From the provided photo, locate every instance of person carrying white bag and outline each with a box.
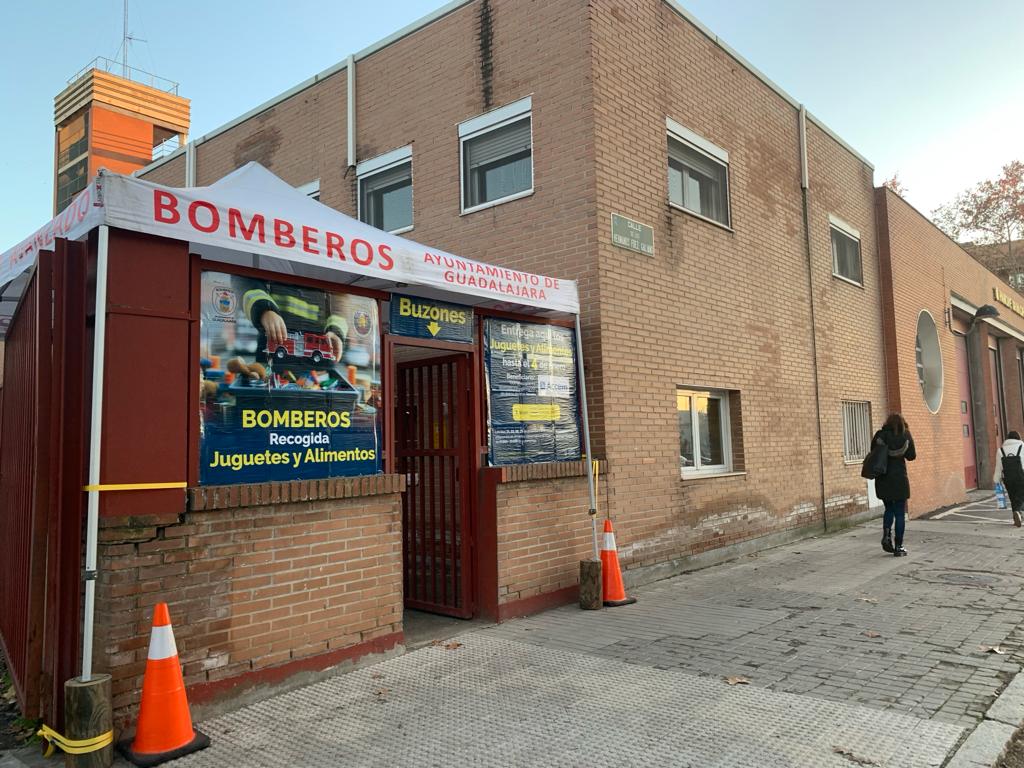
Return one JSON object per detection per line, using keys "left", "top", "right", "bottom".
{"left": 993, "top": 430, "right": 1024, "bottom": 528}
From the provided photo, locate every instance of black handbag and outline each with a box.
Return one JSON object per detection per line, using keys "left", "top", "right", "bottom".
{"left": 861, "top": 440, "right": 888, "bottom": 480}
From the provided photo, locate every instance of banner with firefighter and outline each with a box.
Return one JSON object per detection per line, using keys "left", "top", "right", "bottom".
{"left": 199, "top": 271, "right": 382, "bottom": 484}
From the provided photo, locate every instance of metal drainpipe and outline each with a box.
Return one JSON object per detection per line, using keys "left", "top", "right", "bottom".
{"left": 347, "top": 54, "right": 356, "bottom": 169}
{"left": 185, "top": 141, "right": 196, "bottom": 186}
{"left": 799, "top": 106, "right": 829, "bottom": 531}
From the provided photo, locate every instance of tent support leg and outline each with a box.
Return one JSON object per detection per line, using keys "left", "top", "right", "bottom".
{"left": 81, "top": 225, "right": 109, "bottom": 681}
{"left": 575, "top": 314, "right": 600, "bottom": 560}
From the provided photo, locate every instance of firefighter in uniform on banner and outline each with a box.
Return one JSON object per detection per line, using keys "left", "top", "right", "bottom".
{"left": 242, "top": 280, "right": 349, "bottom": 365}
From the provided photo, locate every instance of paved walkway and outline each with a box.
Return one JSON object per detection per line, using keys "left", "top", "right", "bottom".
{"left": 7, "top": 497, "right": 1024, "bottom": 767}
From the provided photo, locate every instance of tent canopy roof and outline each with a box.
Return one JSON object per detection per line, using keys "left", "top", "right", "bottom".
{"left": 0, "top": 163, "right": 579, "bottom": 337}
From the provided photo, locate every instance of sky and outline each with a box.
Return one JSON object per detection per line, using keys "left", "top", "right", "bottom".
{"left": 1, "top": 0, "right": 1022, "bottom": 249}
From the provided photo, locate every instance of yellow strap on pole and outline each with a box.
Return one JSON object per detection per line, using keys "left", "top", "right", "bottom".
{"left": 592, "top": 460, "right": 600, "bottom": 517}
{"left": 37, "top": 724, "right": 113, "bottom": 757}
{"left": 82, "top": 481, "right": 187, "bottom": 492}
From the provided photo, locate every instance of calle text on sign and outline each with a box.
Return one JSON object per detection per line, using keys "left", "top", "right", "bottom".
{"left": 611, "top": 213, "right": 655, "bottom": 257}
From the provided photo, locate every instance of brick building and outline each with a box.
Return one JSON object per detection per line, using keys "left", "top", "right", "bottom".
{"left": 6, "top": 0, "right": 1024, "bottom": 730}
{"left": 876, "top": 189, "right": 1024, "bottom": 513}
{"left": 963, "top": 239, "right": 1024, "bottom": 290}
{"left": 140, "top": 0, "right": 888, "bottom": 569}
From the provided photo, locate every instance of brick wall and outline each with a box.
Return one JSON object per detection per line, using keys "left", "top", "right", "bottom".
{"left": 588, "top": 0, "right": 885, "bottom": 571}
{"left": 142, "top": 152, "right": 185, "bottom": 186}
{"left": 964, "top": 240, "right": 1024, "bottom": 284}
{"left": 93, "top": 478, "right": 404, "bottom": 724}
{"left": 134, "top": 0, "right": 893, "bottom": 578}
{"left": 876, "top": 188, "right": 1024, "bottom": 514}
{"left": 493, "top": 461, "right": 608, "bottom": 614}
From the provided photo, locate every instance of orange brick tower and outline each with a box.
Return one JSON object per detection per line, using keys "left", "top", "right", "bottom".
{"left": 53, "top": 59, "right": 190, "bottom": 213}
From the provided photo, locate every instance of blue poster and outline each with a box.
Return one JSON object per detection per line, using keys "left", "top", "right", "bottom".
{"left": 484, "top": 318, "right": 581, "bottom": 465}
{"left": 199, "top": 272, "right": 382, "bottom": 484}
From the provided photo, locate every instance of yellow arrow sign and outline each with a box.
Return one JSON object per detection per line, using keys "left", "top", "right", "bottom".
{"left": 426, "top": 321, "right": 441, "bottom": 336}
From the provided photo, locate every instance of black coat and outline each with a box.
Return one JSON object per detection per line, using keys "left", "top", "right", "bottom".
{"left": 872, "top": 428, "right": 916, "bottom": 501}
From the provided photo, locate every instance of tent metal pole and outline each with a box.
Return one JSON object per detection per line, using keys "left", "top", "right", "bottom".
{"left": 81, "top": 225, "right": 110, "bottom": 681}
{"left": 574, "top": 314, "right": 599, "bottom": 560}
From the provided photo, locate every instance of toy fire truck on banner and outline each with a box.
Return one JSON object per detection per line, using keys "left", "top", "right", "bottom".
{"left": 265, "top": 331, "right": 337, "bottom": 365}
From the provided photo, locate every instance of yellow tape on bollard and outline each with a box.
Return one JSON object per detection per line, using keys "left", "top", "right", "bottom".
{"left": 37, "top": 724, "right": 113, "bottom": 757}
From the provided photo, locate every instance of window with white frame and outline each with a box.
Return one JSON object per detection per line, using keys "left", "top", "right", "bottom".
{"left": 842, "top": 400, "right": 872, "bottom": 462}
{"left": 678, "top": 388, "right": 732, "bottom": 475}
{"left": 296, "top": 180, "right": 320, "bottom": 201}
{"left": 667, "top": 118, "right": 730, "bottom": 227}
{"left": 357, "top": 147, "right": 413, "bottom": 233}
{"left": 459, "top": 96, "right": 533, "bottom": 212}
{"left": 830, "top": 215, "right": 862, "bottom": 284}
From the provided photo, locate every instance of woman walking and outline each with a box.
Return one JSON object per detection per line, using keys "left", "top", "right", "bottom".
{"left": 874, "top": 413, "right": 917, "bottom": 557}
{"left": 993, "top": 430, "right": 1024, "bottom": 527}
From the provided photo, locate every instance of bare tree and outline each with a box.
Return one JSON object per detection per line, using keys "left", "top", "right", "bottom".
{"left": 933, "top": 161, "right": 1024, "bottom": 257}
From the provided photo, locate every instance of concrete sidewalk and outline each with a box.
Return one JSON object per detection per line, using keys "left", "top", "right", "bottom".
{"left": 8, "top": 501, "right": 1024, "bottom": 767}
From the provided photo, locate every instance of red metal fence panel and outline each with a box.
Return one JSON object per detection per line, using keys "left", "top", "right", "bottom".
{"left": 0, "top": 264, "right": 41, "bottom": 714}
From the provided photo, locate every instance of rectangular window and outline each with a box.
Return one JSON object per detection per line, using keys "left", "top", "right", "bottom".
{"left": 359, "top": 162, "right": 412, "bottom": 233}
{"left": 842, "top": 400, "right": 872, "bottom": 462}
{"left": 667, "top": 120, "right": 730, "bottom": 227}
{"left": 56, "top": 156, "right": 88, "bottom": 213}
{"left": 459, "top": 97, "right": 533, "bottom": 213}
{"left": 296, "top": 179, "right": 320, "bottom": 201}
{"left": 678, "top": 388, "right": 733, "bottom": 475}
{"left": 830, "top": 216, "right": 862, "bottom": 284}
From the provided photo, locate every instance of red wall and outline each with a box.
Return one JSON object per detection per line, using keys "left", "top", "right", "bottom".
{"left": 99, "top": 230, "right": 193, "bottom": 517}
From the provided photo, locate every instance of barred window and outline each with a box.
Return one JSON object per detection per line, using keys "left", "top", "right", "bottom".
{"left": 842, "top": 400, "right": 872, "bottom": 462}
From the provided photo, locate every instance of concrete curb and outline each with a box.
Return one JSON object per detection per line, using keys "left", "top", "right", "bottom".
{"left": 945, "top": 673, "right": 1024, "bottom": 767}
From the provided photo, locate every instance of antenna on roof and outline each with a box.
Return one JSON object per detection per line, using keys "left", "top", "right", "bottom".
{"left": 120, "top": 0, "right": 147, "bottom": 78}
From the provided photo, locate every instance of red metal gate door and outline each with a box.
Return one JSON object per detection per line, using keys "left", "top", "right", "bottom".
{"left": 396, "top": 354, "right": 473, "bottom": 618}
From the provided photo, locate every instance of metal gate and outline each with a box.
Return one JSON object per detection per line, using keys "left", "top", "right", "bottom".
{"left": 396, "top": 354, "right": 473, "bottom": 618}
{"left": 0, "top": 262, "right": 43, "bottom": 714}
{"left": 0, "top": 241, "right": 86, "bottom": 724}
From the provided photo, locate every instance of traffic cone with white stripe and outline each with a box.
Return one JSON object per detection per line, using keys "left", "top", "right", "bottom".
{"left": 600, "top": 519, "right": 636, "bottom": 607}
{"left": 117, "top": 603, "right": 210, "bottom": 767}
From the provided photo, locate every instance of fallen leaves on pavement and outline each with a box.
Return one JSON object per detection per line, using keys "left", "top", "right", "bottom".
{"left": 832, "top": 746, "right": 879, "bottom": 766}
{"left": 724, "top": 676, "right": 749, "bottom": 685}
{"left": 980, "top": 645, "right": 1007, "bottom": 654}
{"left": 862, "top": 630, "right": 881, "bottom": 638}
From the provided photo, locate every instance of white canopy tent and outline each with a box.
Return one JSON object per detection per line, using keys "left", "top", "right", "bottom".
{"left": 0, "top": 163, "right": 598, "bottom": 681}
{"left": 0, "top": 162, "right": 580, "bottom": 336}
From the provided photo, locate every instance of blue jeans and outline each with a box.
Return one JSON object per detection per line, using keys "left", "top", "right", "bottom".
{"left": 883, "top": 499, "right": 906, "bottom": 542}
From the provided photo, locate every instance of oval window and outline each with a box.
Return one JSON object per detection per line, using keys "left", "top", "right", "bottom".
{"left": 915, "top": 310, "right": 943, "bottom": 413}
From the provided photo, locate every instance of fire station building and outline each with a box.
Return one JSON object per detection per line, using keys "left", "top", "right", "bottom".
{"left": 3, "top": 0, "right": 1024, "bottom": 729}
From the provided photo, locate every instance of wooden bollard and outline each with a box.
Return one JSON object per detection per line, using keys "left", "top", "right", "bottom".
{"left": 579, "top": 559, "right": 602, "bottom": 610}
{"left": 64, "top": 674, "right": 113, "bottom": 768}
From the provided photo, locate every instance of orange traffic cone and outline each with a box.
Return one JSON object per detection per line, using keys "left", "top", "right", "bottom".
{"left": 600, "top": 519, "right": 636, "bottom": 607}
{"left": 117, "top": 603, "right": 210, "bottom": 767}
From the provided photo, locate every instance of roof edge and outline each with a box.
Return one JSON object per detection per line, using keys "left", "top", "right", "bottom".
{"left": 662, "top": 0, "right": 873, "bottom": 170}
{"left": 136, "top": 0, "right": 475, "bottom": 179}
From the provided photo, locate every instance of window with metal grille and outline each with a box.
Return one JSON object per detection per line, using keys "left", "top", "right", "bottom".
{"left": 842, "top": 400, "right": 872, "bottom": 462}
